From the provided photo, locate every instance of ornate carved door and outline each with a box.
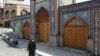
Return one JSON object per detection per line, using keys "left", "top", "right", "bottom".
{"left": 63, "top": 16, "right": 88, "bottom": 49}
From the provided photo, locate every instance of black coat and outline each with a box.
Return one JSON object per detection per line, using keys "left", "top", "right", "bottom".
{"left": 27, "top": 41, "right": 36, "bottom": 53}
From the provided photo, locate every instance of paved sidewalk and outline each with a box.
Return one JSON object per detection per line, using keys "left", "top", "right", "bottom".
{"left": 0, "top": 37, "right": 28, "bottom": 56}
{"left": 18, "top": 39, "right": 89, "bottom": 56}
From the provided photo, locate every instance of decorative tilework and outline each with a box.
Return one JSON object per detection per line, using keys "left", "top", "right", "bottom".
{"left": 60, "top": 1, "right": 100, "bottom": 13}
{"left": 15, "top": 20, "right": 22, "bottom": 32}
{"left": 63, "top": 11, "right": 89, "bottom": 26}
{"left": 50, "top": 17, "right": 55, "bottom": 33}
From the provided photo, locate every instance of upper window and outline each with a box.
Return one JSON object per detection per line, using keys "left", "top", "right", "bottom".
{"left": 76, "top": 0, "right": 90, "bottom": 3}
{"left": 59, "top": 0, "right": 90, "bottom": 6}
{"left": 36, "top": 0, "right": 45, "bottom": 3}
{"left": 11, "top": 10, "right": 16, "bottom": 17}
{"left": 5, "top": 11, "right": 9, "bottom": 19}
{"left": 20, "top": 9, "right": 28, "bottom": 15}
{"left": 60, "top": 0, "right": 73, "bottom": 6}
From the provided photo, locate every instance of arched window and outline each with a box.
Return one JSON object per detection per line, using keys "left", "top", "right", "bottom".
{"left": 5, "top": 10, "right": 9, "bottom": 19}
{"left": 20, "top": 9, "right": 28, "bottom": 15}
{"left": 11, "top": 10, "right": 16, "bottom": 17}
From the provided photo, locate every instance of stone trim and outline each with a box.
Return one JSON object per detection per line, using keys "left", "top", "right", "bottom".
{"left": 60, "top": 1, "right": 100, "bottom": 13}
{"left": 36, "top": 0, "right": 49, "bottom": 4}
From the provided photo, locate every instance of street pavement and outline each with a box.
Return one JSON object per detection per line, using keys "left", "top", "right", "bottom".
{"left": 0, "top": 27, "right": 90, "bottom": 56}
{"left": 0, "top": 37, "right": 89, "bottom": 56}
{"left": 0, "top": 37, "right": 28, "bottom": 56}
{"left": 18, "top": 39, "right": 89, "bottom": 56}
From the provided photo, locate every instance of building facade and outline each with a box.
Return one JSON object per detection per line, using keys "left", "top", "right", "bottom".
{"left": 0, "top": 8, "right": 4, "bottom": 26}
{"left": 60, "top": 1, "right": 100, "bottom": 55}
{"left": 10, "top": 15, "right": 30, "bottom": 39}
{"left": 0, "top": 0, "right": 25, "bottom": 8}
{"left": 29, "top": 0, "right": 100, "bottom": 56}
{"left": 4, "top": 4, "right": 30, "bottom": 27}
{"left": 5, "top": 0, "right": 24, "bottom": 5}
{"left": 30, "top": 0, "right": 60, "bottom": 48}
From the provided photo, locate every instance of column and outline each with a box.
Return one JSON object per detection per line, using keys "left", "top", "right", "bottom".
{"left": 49, "top": 0, "right": 59, "bottom": 48}
{"left": 30, "top": 0, "right": 36, "bottom": 40}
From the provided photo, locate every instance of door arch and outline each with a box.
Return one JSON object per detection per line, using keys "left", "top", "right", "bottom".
{"left": 23, "top": 22, "right": 30, "bottom": 40}
{"left": 37, "top": 7, "right": 49, "bottom": 43}
{"left": 63, "top": 16, "right": 88, "bottom": 49}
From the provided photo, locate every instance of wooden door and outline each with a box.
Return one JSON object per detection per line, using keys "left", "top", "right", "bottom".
{"left": 64, "top": 26, "right": 88, "bottom": 49}
{"left": 76, "top": 27, "right": 88, "bottom": 49}
{"left": 39, "top": 22, "right": 49, "bottom": 43}
{"left": 64, "top": 27, "right": 76, "bottom": 48}
{"left": 38, "top": 8, "right": 49, "bottom": 43}
{"left": 63, "top": 16, "right": 88, "bottom": 49}
{"left": 23, "top": 23, "right": 30, "bottom": 40}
